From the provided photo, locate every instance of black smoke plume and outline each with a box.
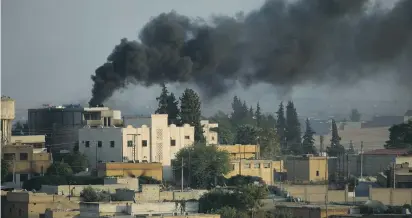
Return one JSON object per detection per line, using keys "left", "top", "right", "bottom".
{"left": 89, "top": 0, "right": 412, "bottom": 106}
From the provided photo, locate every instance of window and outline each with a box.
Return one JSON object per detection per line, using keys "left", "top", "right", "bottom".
{"left": 20, "top": 174, "right": 29, "bottom": 182}
{"left": 254, "top": 163, "right": 261, "bottom": 169}
{"left": 316, "top": 170, "right": 320, "bottom": 176}
{"left": 19, "top": 153, "right": 28, "bottom": 161}
{"left": 127, "top": 140, "right": 133, "bottom": 147}
{"left": 142, "top": 140, "right": 148, "bottom": 147}
{"left": 41, "top": 166, "right": 44, "bottom": 175}
{"left": 110, "top": 141, "right": 115, "bottom": 148}
{"left": 184, "top": 136, "right": 190, "bottom": 139}
{"left": 244, "top": 163, "right": 251, "bottom": 168}
{"left": 97, "top": 141, "right": 102, "bottom": 148}
{"left": 230, "top": 164, "right": 235, "bottom": 170}
{"left": 211, "top": 136, "right": 215, "bottom": 141}
{"left": 85, "top": 141, "right": 90, "bottom": 147}
{"left": 171, "top": 140, "right": 176, "bottom": 146}
{"left": 3, "top": 153, "right": 14, "bottom": 160}
{"left": 263, "top": 163, "right": 270, "bottom": 168}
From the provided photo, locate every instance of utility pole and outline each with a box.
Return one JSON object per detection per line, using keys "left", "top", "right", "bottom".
{"left": 325, "top": 152, "right": 329, "bottom": 218}
{"left": 181, "top": 156, "right": 184, "bottom": 192}
{"left": 188, "top": 149, "right": 191, "bottom": 188}
{"left": 320, "top": 135, "right": 324, "bottom": 155}
{"left": 360, "top": 141, "right": 364, "bottom": 178}
{"left": 393, "top": 161, "right": 396, "bottom": 189}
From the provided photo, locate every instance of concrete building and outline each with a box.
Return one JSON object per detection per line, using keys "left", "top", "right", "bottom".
{"left": 217, "top": 144, "right": 259, "bottom": 160}
{"left": 28, "top": 105, "right": 122, "bottom": 152}
{"left": 384, "top": 162, "right": 412, "bottom": 188}
{"left": 201, "top": 120, "right": 218, "bottom": 145}
{"left": 3, "top": 191, "right": 80, "bottom": 218}
{"left": 2, "top": 144, "right": 52, "bottom": 186}
{"left": 114, "top": 184, "right": 208, "bottom": 202}
{"left": 10, "top": 135, "right": 46, "bottom": 148}
{"left": 285, "top": 155, "right": 328, "bottom": 183}
{"left": 225, "top": 159, "right": 284, "bottom": 185}
{"left": 79, "top": 114, "right": 194, "bottom": 180}
{"left": 97, "top": 162, "right": 163, "bottom": 181}
{"left": 1, "top": 96, "right": 15, "bottom": 146}
{"left": 274, "top": 202, "right": 352, "bottom": 218}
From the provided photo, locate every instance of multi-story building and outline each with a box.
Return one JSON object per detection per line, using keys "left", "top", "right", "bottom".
{"left": 201, "top": 120, "right": 218, "bottom": 145}
{"left": 285, "top": 155, "right": 328, "bottom": 183}
{"left": 217, "top": 144, "right": 260, "bottom": 160}
{"left": 225, "top": 159, "right": 284, "bottom": 185}
{"left": 2, "top": 144, "right": 52, "bottom": 186}
{"left": 28, "top": 105, "right": 122, "bottom": 152}
{"left": 1, "top": 96, "right": 15, "bottom": 146}
{"left": 79, "top": 114, "right": 194, "bottom": 180}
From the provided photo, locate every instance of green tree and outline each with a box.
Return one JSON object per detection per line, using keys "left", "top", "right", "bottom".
{"left": 167, "top": 92, "right": 180, "bottom": 125}
{"left": 199, "top": 185, "right": 268, "bottom": 214}
{"left": 327, "top": 119, "right": 345, "bottom": 156}
{"left": 235, "top": 124, "right": 259, "bottom": 145}
{"left": 12, "top": 121, "right": 29, "bottom": 135}
{"left": 209, "top": 111, "right": 234, "bottom": 144}
{"left": 259, "top": 128, "right": 281, "bottom": 159}
{"left": 276, "top": 102, "right": 287, "bottom": 151}
{"left": 172, "top": 144, "right": 230, "bottom": 188}
{"left": 155, "top": 84, "right": 180, "bottom": 125}
{"left": 349, "top": 109, "right": 361, "bottom": 122}
{"left": 286, "top": 101, "right": 301, "bottom": 154}
{"left": 302, "top": 118, "right": 317, "bottom": 155}
{"left": 81, "top": 186, "right": 110, "bottom": 202}
{"left": 46, "top": 161, "right": 73, "bottom": 176}
{"left": 214, "top": 206, "right": 248, "bottom": 218}
{"left": 230, "top": 96, "right": 249, "bottom": 126}
{"left": 180, "top": 88, "right": 204, "bottom": 142}
{"left": 385, "top": 121, "right": 412, "bottom": 149}
{"left": 1, "top": 159, "right": 10, "bottom": 182}
{"left": 255, "top": 102, "right": 262, "bottom": 128}
{"left": 64, "top": 152, "right": 89, "bottom": 174}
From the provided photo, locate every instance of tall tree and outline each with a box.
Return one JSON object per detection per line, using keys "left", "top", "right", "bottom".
{"left": 235, "top": 124, "right": 260, "bottom": 145}
{"left": 155, "top": 84, "right": 169, "bottom": 114}
{"left": 349, "top": 109, "right": 361, "bottom": 122}
{"left": 173, "top": 144, "right": 231, "bottom": 188}
{"left": 166, "top": 93, "right": 180, "bottom": 125}
{"left": 180, "top": 89, "right": 204, "bottom": 142}
{"left": 1, "top": 159, "right": 10, "bottom": 182}
{"left": 385, "top": 121, "right": 412, "bottom": 149}
{"left": 255, "top": 102, "right": 262, "bottom": 128}
{"left": 12, "top": 121, "right": 29, "bottom": 135}
{"left": 302, "top": 118, "right": 317, "bottom": 155}
{"left": 259, "top": 128, "right": 281, "bottom": 159}
{"left": 286, "top": 101, "right": 302, "bottom": 154}
{"left": 276, "top": 102, "right": 287, "bottom": 150}
{"left": 327, "top": 119, "right": 345, "bottom": 156}
{"left": 155, "top": 84, "right": 179, "bottom": 125}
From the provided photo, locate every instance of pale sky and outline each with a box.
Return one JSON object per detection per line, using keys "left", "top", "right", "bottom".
{"left": 1, "top": 0, "right": 409, "bottom": 116}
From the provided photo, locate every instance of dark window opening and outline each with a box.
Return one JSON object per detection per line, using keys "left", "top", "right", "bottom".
{"left": 97, "top": 141, "right": 102, "bottom": 148}
{"left": 85, "top": 141, "right": 90, "bottom": 147}
{"left": 316, "top": 171, "right": 320, "bottom": 176}
{"left": 110, "top": 141, "right": 115, "bottom": 148}
{"left": 19, "top": 153, "right": 28, "bottom": 161}
{"left": 184, "top": 136, "right": 190, "bottom": 139}
{"left": 127, "top": 140, "right": 133, "bottom": 147}
{"left": 142, "top": 140, "right": 148, "bottom": 147}
{"left": 171, "top": 140, "right": 176, "bottom": 146}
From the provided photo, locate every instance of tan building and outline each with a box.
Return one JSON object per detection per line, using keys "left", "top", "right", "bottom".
{"left": 83, "top": 106, "right": 123, "bottom": 127}
{"left": 285, "top": 155, "right": 328, "bottom": 183}
{"left": 201, "top": 120, "right": 218, "bottom": 145}
{"left": 1, "top": 96, "right": 15, "bottom": 145}
{"left": 225, "top": 159, "right": 284, "bottom": 185}
{"left": 217, "top": 144, "right": 260, "bottom": 160}
{"left": 385, "top": 162, "right": 412, "bottom": 188}
{"left": 79, "top": 114, "right": 195, "bottom": 180}
{"left": 2, "top": 144, "right": 52, "bottom": 185}
{"left": 10, "top": 135, "right": 46, "bottom": 148}
{"left": 274, "top": 203, "right": 351, "bottom": 218}
{"left": 3, "top": 191, "right": 79, "bottom": 218}
{"left": 97, "top": 162, "right": 163, "bottom": 181}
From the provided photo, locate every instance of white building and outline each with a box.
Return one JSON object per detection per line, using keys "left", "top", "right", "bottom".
{"left": 79, "top": 114, "right": 194, "bottom": 180}
{"left": 201, "top": 120, "right": 218, "bottom": 145}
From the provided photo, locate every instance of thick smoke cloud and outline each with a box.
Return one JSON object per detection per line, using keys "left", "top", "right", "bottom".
{"left": 89, "top": 0, "right": 412, "bottom": 106}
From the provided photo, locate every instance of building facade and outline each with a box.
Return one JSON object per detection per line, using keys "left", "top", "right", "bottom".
{"left": 225, "top": 159, "right": 284, "bottom": 185}
{"left": 79, "top": 114, "right": 194, "bottom": 180}
{"left": 97, "top": 162, "right": 163, "bottom": 181}
{"left": 217, "top": 144, "right": 260, "bottom": 160}
{"left": 2, "top": 144, "right": 52, "bottom": 186}
{"left": 1, "top": 96, "right": 15, "bottom": 146}
{"left": 285, "top": 155, "right": 328, "bottom": 183}
{"left": 201, "top": 120, "right": 218, "bottom": 145}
